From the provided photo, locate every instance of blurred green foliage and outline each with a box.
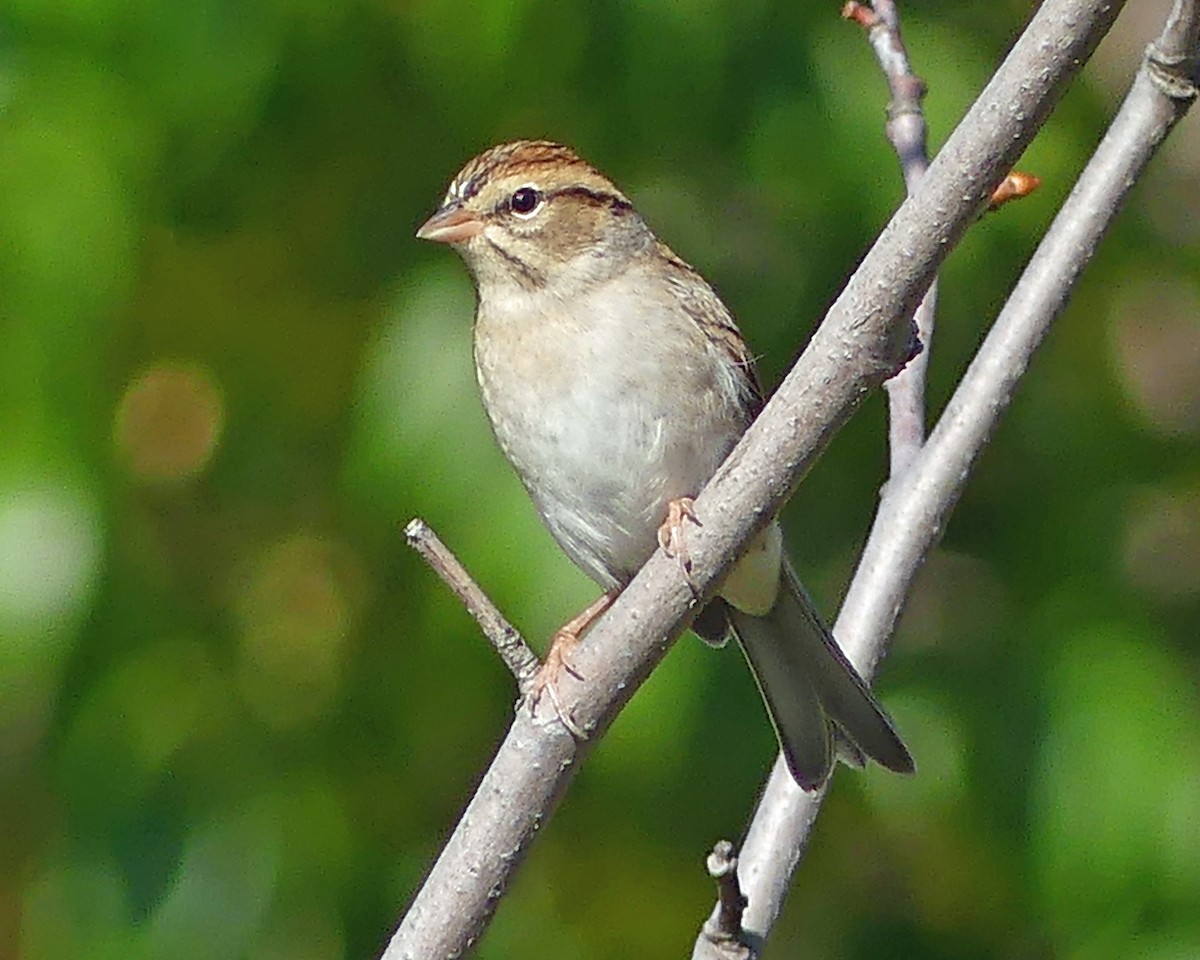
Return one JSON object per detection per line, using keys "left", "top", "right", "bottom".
{"left": 1, "top": 0, "right": 1198, "bottom": 957}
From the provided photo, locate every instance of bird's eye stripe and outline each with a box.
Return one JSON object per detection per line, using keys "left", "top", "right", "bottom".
{"left": 550, "top": 186, "right": 633, "bottom": 213}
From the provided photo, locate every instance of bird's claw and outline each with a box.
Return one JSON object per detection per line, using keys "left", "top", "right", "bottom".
{"left": 658, "top": 496, "right": 702, "bottom": 591}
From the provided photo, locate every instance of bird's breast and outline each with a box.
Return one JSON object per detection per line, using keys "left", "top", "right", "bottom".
{"left": 472, "top": 281, "right": 749, "bottom": 583}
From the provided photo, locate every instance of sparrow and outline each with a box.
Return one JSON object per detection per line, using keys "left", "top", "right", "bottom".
{"left": 417, "top": 140, "right": 913, "bottom": 789}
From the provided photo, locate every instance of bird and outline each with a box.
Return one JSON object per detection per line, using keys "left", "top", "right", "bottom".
{"left": 416, "top": 139, "right": 913, "bottom": 789}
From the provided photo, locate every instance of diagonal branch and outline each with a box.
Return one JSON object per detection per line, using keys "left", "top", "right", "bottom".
{"left": 382, "top": 2, "right": 1126, "bottom": 957}
{"left": 700, "top": 0, "right": 1200, "bottom": 955}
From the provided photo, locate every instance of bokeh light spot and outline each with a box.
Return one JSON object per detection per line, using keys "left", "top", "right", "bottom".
{"left": 235, "top": 534, "right": 363, "bottom": 731}
{"left": 114, "top": 361, "right": 224, "bottom": 483}
{"left": 1122, "top": 485, "right": 1200, "bottom": 602}
{"left": 0, "top": 481, "right": 102, "bottom": 640}
{"left": 141, "top": 805, "right": 281, "bottom": 960}
{"left": 1109, "top": 275, "right": 1200, "bottom": 436}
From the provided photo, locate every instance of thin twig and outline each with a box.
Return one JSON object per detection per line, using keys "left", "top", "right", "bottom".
{"left": 848, "top": 0, "right": 930, "bottom": 194}
{"left": 695, "top": 841, "right": 752, "bottom": 959}
{"left": 708, "top": 1, "right": 1198, "bottom": 953}
{"left": 844, "top": 0, "right": 937, "bottom": 476}
{"left": 404, "top": 518, "right": 541, "bottom": 691}
{"left": 384, "top": 3, "right": 1125, "bottom": 957}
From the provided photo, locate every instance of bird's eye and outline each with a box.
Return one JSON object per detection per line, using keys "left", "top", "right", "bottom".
{"left": 509, "top": 186, "right": 542, "bottom": 217}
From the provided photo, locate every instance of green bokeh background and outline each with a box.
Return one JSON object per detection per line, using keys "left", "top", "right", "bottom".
{"left": 2, "top": 1, "right": 1198, "bottom": 957}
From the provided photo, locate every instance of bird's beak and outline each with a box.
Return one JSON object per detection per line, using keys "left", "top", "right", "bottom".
{"left": 416, "top": 205, "right": 483, "bottom": 244}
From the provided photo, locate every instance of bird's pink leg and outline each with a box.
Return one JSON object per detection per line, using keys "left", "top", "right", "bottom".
{"left": 529, "top": 588, "right": 618, "bottom": 736}
{"left": 658, "top": 496, "right": 702, "bottom": 586}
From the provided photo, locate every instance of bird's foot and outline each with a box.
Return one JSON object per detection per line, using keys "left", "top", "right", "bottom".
{"left": 526, "top": 589, "right": 617, "bottom": 739}
{"left": 658, "top": 496, "right": 702, "bottom": 590}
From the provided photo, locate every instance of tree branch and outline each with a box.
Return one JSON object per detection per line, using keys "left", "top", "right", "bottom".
{"left": 699, "top": 0, "right": 1199, "bottom": 953}
{"left": 382, "top": 2, "right": 1126, "bottom": 956}
{"left": 844, "top": 0, "right": 938, "bottom": 476}
{"left": 697, "top": 841, "right": 752, "bottom": 958}
{"left": 1153, "top": 0, "right": 1200, "bottom": 86}
{"left": 403, "top": 518, "right": 541, "bottom": 691}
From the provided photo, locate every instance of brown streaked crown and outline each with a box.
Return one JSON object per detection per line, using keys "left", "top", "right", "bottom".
{"left": 440, "top": 140, "right": 631, "bottom": 208}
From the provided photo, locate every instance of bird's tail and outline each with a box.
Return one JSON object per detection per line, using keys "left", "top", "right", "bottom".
{"left": 725, "top": 560, "right": 914, "bottom": 790}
